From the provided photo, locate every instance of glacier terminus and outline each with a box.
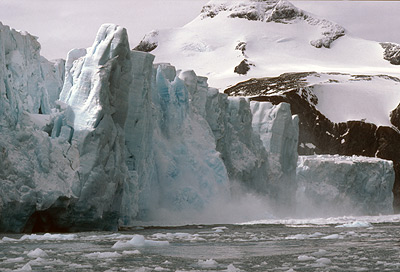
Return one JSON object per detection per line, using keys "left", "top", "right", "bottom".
{"left": 0, "top": 1, "right": 398, "bottom": 233}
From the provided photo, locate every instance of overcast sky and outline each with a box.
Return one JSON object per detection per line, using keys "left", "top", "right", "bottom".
{"left": 1, "top": 0, "right": 399, "bottom": 60}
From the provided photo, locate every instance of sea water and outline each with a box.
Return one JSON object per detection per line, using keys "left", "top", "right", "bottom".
{"left": 1, "top": 215, "right": 400, "bottom": 271}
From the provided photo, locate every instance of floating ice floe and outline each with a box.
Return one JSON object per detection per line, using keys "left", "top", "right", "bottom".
{"left": 2, "top": 257, "right": 25, "bottom": 263}
{"left": 212, "top": 226, "right": 228, "bottom": 233}
{"left": 312, "top": 249, "right": 328, "bottom": 257}
{"left": 84, "top": 252, "right": 122, "bottom": 259}
{"left": 316, "top": 257, "right": 332, "bottom": 265}
{"left": 298, "top": 255, "right": 316, "bottom": 261}
{"left": 226, "top": 264, "right": 242, "bottom": 272}
{"left": 335, "top": 221, "right": 372, "bottom": 228}
{"left": 197, "top": 259, "right": 218, "bottom": 268}
{"left": 27, "top": 248, "right": 48, "bottom": 258}
{"left": 112, "top": 235, "right": 169, "bottom": 249}
{"left": 122, "top": 250, "right": 141, "bottom": 255}
{"left": 20, "top": 233, "right": 77, "bottom": 241}
{"left": 285, "top": 232, "right": 324, "bottom": 240}
{"left": 151, "top": 232, "right": 205, "bottom": 242}
{"left": 321, "top": 234, "right": 342, "bottom": 239}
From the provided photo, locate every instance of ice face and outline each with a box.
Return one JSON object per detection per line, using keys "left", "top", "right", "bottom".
{"left": 56, "top": 24, "right": 132, "bottom": 230}
{"left": 0, "top": 22, "right": 50, "bottom": 129}
{"left": 0, "top": 23, "right": 78, "bottom": 232}
{"left": 132, "top": 63, "right": 231, "bottom": 221}
{"left": 0, "top": 23, "right": 133, "bottom": 232}
{"left": 40, "top": 57, "right": 65, "bottom": 108}
{"left": 121, "top": 51, "right": 157, "bottom": 225}
{"left": 250, "top": 101, "right": 299, "bottom": 210}
{"left": 296, "top": 155, "right": 395, "bottom": 216}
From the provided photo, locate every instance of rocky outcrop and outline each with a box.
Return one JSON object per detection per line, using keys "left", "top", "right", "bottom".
{"left": 133, "top": 31, "right": 158, "bottom": 53}
{"left": 234, "top": 59, "right": 253, "bottom": 75}
{"left": 381, "top": 42, "right": 400, "bottom": 65}
{"left": 225, "top": 72, "right": 400, "bottom": 212}
{"left": 201, "top": 0, "right": 305, "bottom": 22}
{"left": 199, "top": 0, "right": 344, "bottom": 49}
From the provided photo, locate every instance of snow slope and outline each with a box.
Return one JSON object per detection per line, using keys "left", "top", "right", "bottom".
{"left": 309, "top": 74, "right": 400, "bottom": 127}
{"left": 136, "top": 0, "right": 399, "bottom": 89}
{"left": 227, "top": 72, "right": 400, "bottom": 127}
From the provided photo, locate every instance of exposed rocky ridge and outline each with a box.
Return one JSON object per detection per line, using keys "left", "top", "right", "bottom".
{"left": 199, "top": 0, "right": 345, "bottom": 48}
{"left": 225, "top": 72, "right": 400, "bottom": 211}
{"left": 381, "top": 42, "right": 400, "bottom": 65}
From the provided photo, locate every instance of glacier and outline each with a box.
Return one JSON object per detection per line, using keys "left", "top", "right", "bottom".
{"left": 0, "top": 21, "right": 396, "bottom": 232}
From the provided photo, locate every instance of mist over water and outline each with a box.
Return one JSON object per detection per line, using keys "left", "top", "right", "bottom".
{"left": 133, "top": 176, "right": 378, "bottom": 227}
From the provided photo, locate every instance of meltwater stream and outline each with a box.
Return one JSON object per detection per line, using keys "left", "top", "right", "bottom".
{"left": 2, "top": 215, "right": 400, "bottom": 272}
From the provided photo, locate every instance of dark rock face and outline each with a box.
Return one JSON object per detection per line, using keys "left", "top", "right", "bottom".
{"left": 133, "top": 31, "right": 159, "bottom": 53}
{"left": 266, "top": 0, "right": 303, "bottom": 23}
{"left": 225, "top": 72, "right": 400, "bottom": 212}
{"left": 381, "top": 42, "right": 400, "bottom": 65}
{"left": 235, "top": 41, "right": 247, "bottom": 56}
{"left": 390, "top": 102, "right": 400, "bottom": 128}
{"left": 133, "top": 41, "right": 157, "bottom": 53}
{"left": 230, "top": 10, "right": 261, "bottom": 21}
{"left": 234, "top": 59, "right": 253, "bottom": 75}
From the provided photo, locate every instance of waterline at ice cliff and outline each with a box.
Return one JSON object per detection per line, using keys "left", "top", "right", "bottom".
{"left": 0, "top": 22, "right": 394, "bottom": 233}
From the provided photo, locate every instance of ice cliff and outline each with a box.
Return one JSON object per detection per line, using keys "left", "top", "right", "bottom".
{"left": 0, "top": 21, "right": 395, "bottom": 232}
{"left": 297, "top": 155, "right": 394, "bottom": 215}
{"left": 0, "top": 22, "right": 299, "bottom": 231}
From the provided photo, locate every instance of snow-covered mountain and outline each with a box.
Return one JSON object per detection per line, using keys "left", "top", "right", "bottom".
{"left": 135, "top": 0, "right": 400, "bottom": 89}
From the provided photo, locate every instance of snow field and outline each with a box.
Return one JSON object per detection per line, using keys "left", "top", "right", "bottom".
{"left": 307, "top": 73, "right": 400, "bottom": 126}
{"left": 145, "top": 0, "right": 400, "bottom": 89}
